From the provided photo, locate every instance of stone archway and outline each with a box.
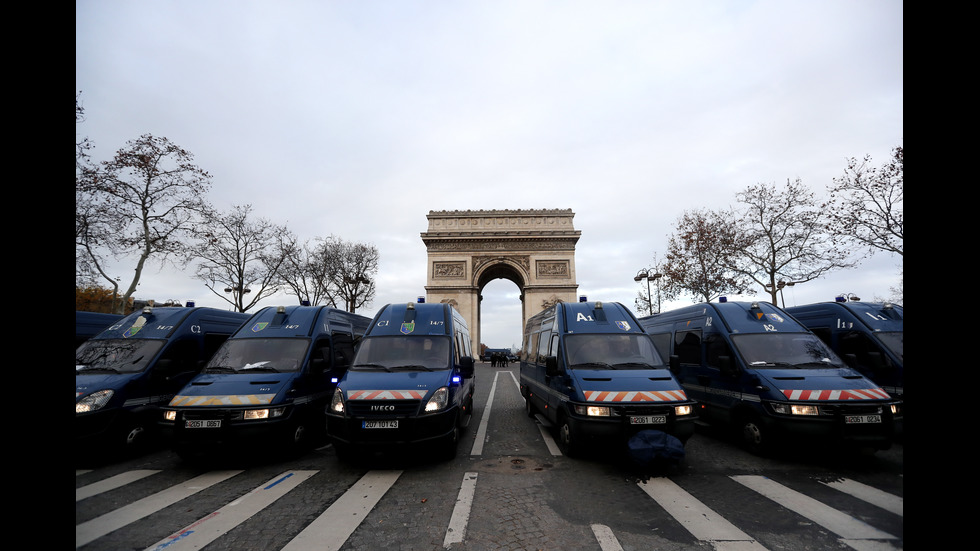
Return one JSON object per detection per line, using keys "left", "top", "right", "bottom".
{"left": 420, "top": 209, "right": 581, "bottom": 354}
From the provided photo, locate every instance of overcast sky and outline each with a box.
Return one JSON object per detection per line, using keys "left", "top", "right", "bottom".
{"left": 76, "top": 1, "right": 903, "bottom": 349}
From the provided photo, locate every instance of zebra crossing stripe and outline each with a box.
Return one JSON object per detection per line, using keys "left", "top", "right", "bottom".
{"left": 821, "top": 478, "right": 903, "bottom": 517}
{"left": 731, "top": 475, "right": 897, "bottom": 547}
{"left": 280, "top": 470, "right": 402, "bottom": 551}
{"left": 144, "top": 471, "right": 318, "bottom": 551}
{"left": 637, "top": 478, "right": 767, "bottom": 550}
{"left": 76, "top": 470, "right": 161, "bottom": 502}
{"left": 75, "top": 470, "right": 243, "bottom": 549}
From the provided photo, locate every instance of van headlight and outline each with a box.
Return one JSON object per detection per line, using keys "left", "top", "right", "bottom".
{"left": 244, "top": 407, "right": 285, "bottom": 420}
{"left": 674, "top": 405, "right": 693, "bottom": 416}
{"left": 425, "top": 387, "right": 449, "bottom": 412}
{"left": 329, "top": 388, "right": 346, "bottom": 414}
{"left": 76, "top": 390, "right": 113, "bottom": 413}
{"left": 573, "top": 404, "right": 610, "bottom": 416}
{"left": 772, "top": 403, "right": 820, "bottom": 416}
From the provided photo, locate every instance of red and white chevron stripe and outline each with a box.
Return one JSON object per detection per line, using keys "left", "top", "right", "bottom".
{"left": 347, "top": 390, "right": 427, "bottom": 400}
{"left": 781, "top": 388, "right": 891, "bottom": 401}
{"left": 584, "top": 389, "right": 688, "bottom": 402}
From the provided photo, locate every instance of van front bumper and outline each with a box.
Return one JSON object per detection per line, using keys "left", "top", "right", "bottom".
{"left": 566, "top": 402, "right": 698, "bottom": 443}
{"left": 326, "top": 407, "right": 458, "bottom": 449}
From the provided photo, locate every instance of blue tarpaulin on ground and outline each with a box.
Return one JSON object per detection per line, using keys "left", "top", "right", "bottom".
{"left": 627, "top": 430, "right": 685, "bottom": 466}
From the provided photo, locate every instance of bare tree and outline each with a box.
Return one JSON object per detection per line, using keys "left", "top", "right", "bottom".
{"left": 661, "top": 209, "right": 753, "bottom": 303}
{"left": 77, "top": 134, "right": 212, "bottom": 314}
{"left": 280, "top": 238, "right": 338, "bottom": 307}
{"left": 190, "top": 204, "right": 296, "bottom": 312}
{"left": 825, "top": 146, "right": 903, "bottom": 258}
{"left": 321, "top": 237, "right": 379, "bottom": 313}
{"left": 735, "top": 178, "right": 856, "bottom": 305}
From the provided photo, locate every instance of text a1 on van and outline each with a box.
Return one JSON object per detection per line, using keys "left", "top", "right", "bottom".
{"left": 520, "top": 301, "right": 697, "bottom": 457}
{"left": 639, "top": 299, "right": 902, "bottom": 454}
{"left": 75, "top": 305, "right": 250, "bottom": 454}
{"left": 785, "top": 300, "right": 903, "bottom": 400}
{"left": 162, "top": 305, "right": 370, "bottom": 459}
{"left": 326, "top": 301, "right": 476, "bottom": 461}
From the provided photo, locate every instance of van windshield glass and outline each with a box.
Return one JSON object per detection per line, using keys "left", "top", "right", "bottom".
{"left": 731, "top": 333, "right": 842, "bottom": 368}
{"left": 565, "top": 334, "right": 664, "bottom": 369}
{"left": 205, "top": 338, "right": 310, "bottom": 373}
{"left": 875, "top": 332, "right": 903, "bottom": 361}
{"left": 352, "top": 336, "right": 451, "bottom": 371}
{"left": 75, "top": 339, "right": 166, "bottom": 374}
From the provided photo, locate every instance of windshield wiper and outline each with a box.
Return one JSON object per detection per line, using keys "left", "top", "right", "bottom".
{"left": 571, "top": 362, "right": 614, "bottom": 369}
{"left": 77, "top": 365, "right": 120, "bottom": 373}
{"left": 352, "top": 363, "right": 392, "bottom": 372}
{"left": 242, "top": 365, "right": 280, "bottom": 372}
{"left": 613, "top": 362, "right": 658, "bottom": 369}
{"left": 392, "top": 364, "right": 434, "bottom": 371}
{"left": 205, "top": 366, "right": 237, "bottom": 373}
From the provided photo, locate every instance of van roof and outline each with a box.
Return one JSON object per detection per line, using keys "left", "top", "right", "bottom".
{"left": 234, "top": 305, "right": 371, "bottom": 338}
{"left": 92, "top": 307, "right": 197, "bottom": 339}
{"left": 367, "top": 302, "right": 462, "bottom": 336}
{"left": 557, "top": 301, "right": 643, "bottom": 333}
{"left": 642, "top": 301, "right": 810, "bottom": 334}
{"left": 787, "top": 301, "right": 903, "bottom": 332}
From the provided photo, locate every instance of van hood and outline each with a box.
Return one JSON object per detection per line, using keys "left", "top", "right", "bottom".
{"left": 168, "top": 373, "right": 291, "bottom": 407}
{"left": 339, "top": 370, "right": 452, "bottom": 400}
{"left": 754, "top": 367, "right": 892, "bottom": 400}
{"left": 76, "top": 372, "right": 140, "bottom": 400}
{"left": 571, "top": 368, "right": 689, "bottom": 403}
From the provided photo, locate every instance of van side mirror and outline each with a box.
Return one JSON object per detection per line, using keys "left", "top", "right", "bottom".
{"left": 459, "top": 356, "right": 475, "bottom": 378}
{"left": 545, "top": 356, "right": 559, "bottom": 377}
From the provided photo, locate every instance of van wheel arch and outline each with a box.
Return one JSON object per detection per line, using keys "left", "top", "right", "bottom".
{"left": 733, "top": 409, "right": 769, "bottom": 454}
{"left": 555, "top": 412, "right": 579, "bottom": 457}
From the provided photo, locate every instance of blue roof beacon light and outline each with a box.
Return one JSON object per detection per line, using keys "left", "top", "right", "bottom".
{"left": 579, "top": 295, "right": 588, "bottom": 302}
{"left": 719, "top": 296, "right": 728, "bottom": 303}
{"left": 417, "top": 296, "right": 425, "bottom": 303}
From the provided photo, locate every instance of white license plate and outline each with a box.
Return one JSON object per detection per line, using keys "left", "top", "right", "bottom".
{"left": 845, "top": 414, "right": 881, "bottom": 424}
{"left": 363, "top": 420, "right": 398, "bottom": 429}
{"left": 630, "top": 415, "right": 666, "bottom": 425}
{"left": 185, "top": 419, "right": 221, "bottom": 429}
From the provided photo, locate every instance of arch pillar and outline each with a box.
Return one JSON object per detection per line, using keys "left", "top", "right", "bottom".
{"left": 420, "top": 209, "right": 581, "bottom": 354}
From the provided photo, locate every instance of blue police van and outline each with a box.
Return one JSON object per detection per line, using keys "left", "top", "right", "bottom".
{"left": 162, "top": 305, "right": 370, "bottom": 459}
{"left": 785, "top": 300, "right": 903, "bottom": 399}
{"left": 75, "top": 305, "right": 249, "bottom": 453}
{"left": 639, "top": 299, "right": 902, "bottom": 453}
{"left": 326, "top": 301, "right": 476, "bottom": 460}
{"left": 520, "top": 301, "right": 697, "bottom": 457}
{"left": 76, "top": 311, "right": 124, "bottom": 348}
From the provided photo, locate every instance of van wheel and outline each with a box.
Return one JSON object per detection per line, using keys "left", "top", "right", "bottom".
{"left": 738, "top": 416, "right": 768, "bottom": 454}
{"left": 441, "top": 426, "right": 459, "bottom": 460}
{"left": 525, "top": 396, "right": 536, "bottom": 418}
{"left": 556, "top": 415, "right": 579, "bottom": 457}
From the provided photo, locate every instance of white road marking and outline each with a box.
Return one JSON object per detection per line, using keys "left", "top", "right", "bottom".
{"left": 443, "top": 472, "right": 478, "bottom": 548}
{"left": 76, "top": 470, "right": 161, "bottom": 502}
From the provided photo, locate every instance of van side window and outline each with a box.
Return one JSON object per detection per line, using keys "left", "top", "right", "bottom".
{"left": 158, "top": 339, "right": 198, "bottom": 376}
{"left": 674, "top": 330, "right": 702, "bottom": 365}
{"left": 839, "top": 331, "right": 893, "bottom": 369}
{"left": 203, "top": 333, "right": 232, "bottom": 359}
{"left": 704, "top": 333, "right": 733, "bottom": 369}
{"left": 536, "top": 330, "right": 552, "bottom": 362}
{"left": 648, "top": 333, "right": 671, "bottom": 358}
{"left": 331, "top": 332, "right": 355, "bottom": 368}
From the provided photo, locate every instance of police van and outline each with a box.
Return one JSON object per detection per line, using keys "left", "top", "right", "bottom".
{"left": 162, "top": 305, "right": 370, "bottom": 458}
{"left": 75, "top": 305, "right": 249, "bottom": 452}
{"left": 639, "top": 299, "right": 902, "bottom": 453}
{"left": 326, "top": 301, "right": 476, "bottom": 460}
{"left": 519, "top": 301, "right": 696, "bottom": 457}
{"left": 785, "top": 300, "right": 903, "bottom": 399}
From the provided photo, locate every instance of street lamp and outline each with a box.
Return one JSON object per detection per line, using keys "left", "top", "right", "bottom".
{"left": 634, "top": 270, "right": 664, "bottom": 315}
{"left": 764, "top": 280, "right": 797, "bottom": 308}
{"left": 224, "top": 285, "right": 251, "bottom": 312}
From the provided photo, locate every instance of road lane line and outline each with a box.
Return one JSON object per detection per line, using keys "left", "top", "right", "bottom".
{"left": 470, "top": 371, "right": 501, "bottom": 456}
{"left": 76, "top": 470, "right": 161, "bottom": 502}
{"left": 731, "top": 475, "right": 897, "bottom": 548}
{"left": 281, "top": 470, "right": 402, "bottom": 551}
{"left": 637, "top": 477, "right": 768, "bottom": 550}
{"left": 75, "top": 470, "right": 243, "bottom": 548}
{"left": 144, "top": 471, "right": 317, "bottom": 551}
{"left": 443, "top": 472, "right": 478, "bottom": 548}
{"left": 821, "top": 478, "right": 903, "bottom": 517}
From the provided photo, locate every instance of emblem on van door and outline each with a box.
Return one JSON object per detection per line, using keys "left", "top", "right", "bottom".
{"left": 615, "top": 321, "right": 631, "bottom": 331}
{"left": 400, "top": 322, "right": 415, "bottom": 334}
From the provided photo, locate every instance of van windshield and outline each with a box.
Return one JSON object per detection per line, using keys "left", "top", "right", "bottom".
{"left": 565, "top": 334, "right": 664, "bottom": 369}
{"left": 205, "top": 338, "right": 310, "bottom": 373}
{"left": 351, "top": 336, "right": 451, "bottom": 371}
{"left": 75, "top": 339, "right": 165, "bottom": 374}
{"left": 731, "top": 333, "right": 843, "bottom": 368}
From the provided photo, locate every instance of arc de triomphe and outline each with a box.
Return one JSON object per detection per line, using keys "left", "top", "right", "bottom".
{"left": 420, "top": 209, "right": 581, "bottom": 352}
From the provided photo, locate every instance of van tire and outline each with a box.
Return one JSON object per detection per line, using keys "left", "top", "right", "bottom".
{"left": 555, "top": 415, "right": 579, "bottom": 457}
{"left": 737, "top": 415, "right": 769, "bottom": 454}
{"left": 525, "top": 396, "right": 536, "bottom": 418}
